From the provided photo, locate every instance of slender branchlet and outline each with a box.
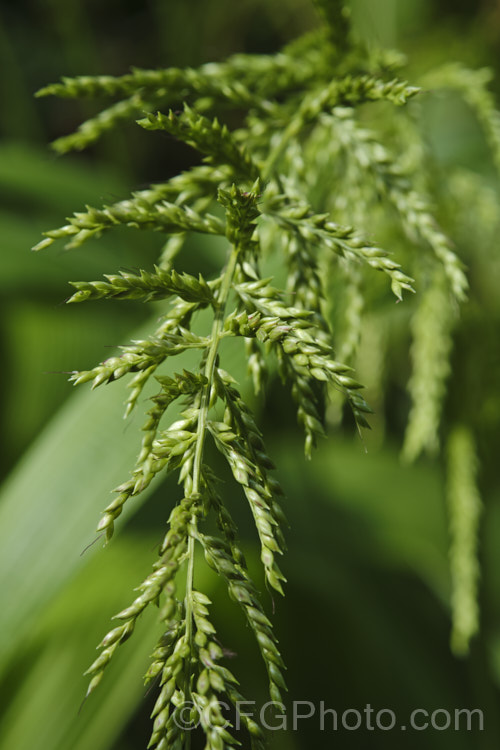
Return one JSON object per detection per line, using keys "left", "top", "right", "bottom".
{"left": 402, "top": 272, "right": 456, "bottom": 463}
{"left": 313, "top": 0, "right": 352, "bottom": 52}
{"left": 446, "top": 427, "right": 482, "bottom": 656}
{"left": 321, "top": 110, "right": 468, "bottom": 301}
{"left": 421, "top": 63, "right": 500, "bottom": 177}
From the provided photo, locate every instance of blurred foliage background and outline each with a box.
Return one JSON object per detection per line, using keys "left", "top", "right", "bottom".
{"left": 1, "top": 0, "right": 500, "bottom": 748}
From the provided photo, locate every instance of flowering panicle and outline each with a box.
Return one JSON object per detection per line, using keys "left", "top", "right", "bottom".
{"left": 35, "top": 0, "right": 500, "bottom": 743}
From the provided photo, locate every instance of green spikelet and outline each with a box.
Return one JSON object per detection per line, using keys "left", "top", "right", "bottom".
{"left": 446, "top": 426, "right": 482, "bottom": 656}
{"left": 402, "top": 273, "right": 456, "bottom": 462}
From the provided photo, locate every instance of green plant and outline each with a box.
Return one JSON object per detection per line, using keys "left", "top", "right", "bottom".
{"left": 32, "top": 0, "right": 499, "bottom": 747}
